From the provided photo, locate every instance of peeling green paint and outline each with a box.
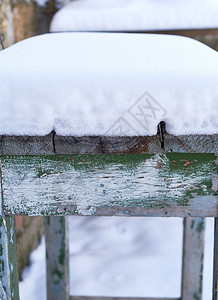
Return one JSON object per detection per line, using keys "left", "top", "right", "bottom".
{"left": 52, "top": 266, "right": 63, "bottom": 280}
{"left": 1, "top": 153, "right": 217, "bottom": 216}
{"left": 199, "top": 253, "right": 204, "bottom": 295}
{"left": 58, "top": 242, "right": 65, "bottom": 266}
{"left": 193, "top": 292, "right": 200, "bottom": 300}
{"left": 0, "top": 259, "right": 4, "bottom": 272}
{"left": 197, "top": 220, "right": 205, "bottom": 235}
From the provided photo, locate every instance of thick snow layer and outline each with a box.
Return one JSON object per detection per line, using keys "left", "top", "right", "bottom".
{"left": 0, "top": 32, "right": 218, "bottom": 136}
{"left": 19, "top": 217, "right": 214, "bottom": 300}
{"left": 50, "top": 0, "right": 218, "bottom": 32}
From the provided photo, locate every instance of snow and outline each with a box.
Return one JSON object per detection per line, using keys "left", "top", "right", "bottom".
{"left": 19, "top": 217, "right": 214, "bottom": 300}
{"left": 34, "top": 0, "right": 67, "bottom": 9}
{"left": 0, "top": 32, "right": 218, "bottom": 136}
{"left": 34, "top": 0, "right": 48, "bottom": 7}
{"left": 50, "top": 0, "right": 218, "bottom": 32}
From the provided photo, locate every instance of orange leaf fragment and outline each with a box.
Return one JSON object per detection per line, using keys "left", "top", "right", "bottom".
{"left": 183, "top": 160, "right": 194, "bottom": 167}
{"left": 155, "top": 162, "right": 163, "bottom": 169}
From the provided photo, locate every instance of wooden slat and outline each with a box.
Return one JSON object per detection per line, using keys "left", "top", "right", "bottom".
{"left": 70, "top": 297, "right": 180, "bottom": 300}
{"left": 1, "top": 153, "right": 217, "bottom": 217}
{"left": 0, "top": 216, "right": 20, "bottom": 300}
{"left": 0, "top": 133, "right": 54, "bottom": 155}
{"left": 213, "top": 218, "right": 218, "bottom": 300}
{"left": 0, "top": 134, "right": 217, "bottom": 155}
{"left": 45, "top": 216, "right": 69, "bottom": 300}
{"left": 181, "top": 218, "right": 205, "bottom": 300}
{"left": 0, "top": 280, "right": 7, "bottom": 300}
{"left": 54, "top": 134, "right": 218, "bottom": 154}
{"left": 0, "top": 160, "right": 19, "bottom": 299}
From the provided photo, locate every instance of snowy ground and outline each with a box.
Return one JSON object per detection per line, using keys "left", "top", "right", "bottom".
{"left": 19, "top": 217, "right": 214, "bottom": 299}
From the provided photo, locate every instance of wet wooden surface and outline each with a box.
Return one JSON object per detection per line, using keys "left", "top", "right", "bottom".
{"left": 1, "top": 153, "right": 217, "bottom": 217}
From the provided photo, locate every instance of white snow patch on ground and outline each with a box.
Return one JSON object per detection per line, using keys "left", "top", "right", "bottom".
{"left": 19, "top": 217, "right": 214, "bottom": 300}
{"left": 0, "top": 33, "right": 218, "bottom": 136}
{"left": 19, "top": 236, "right": 46, "bottom": 300}
{"left": 50, "top": 0, "right": 218, "bottom": 32}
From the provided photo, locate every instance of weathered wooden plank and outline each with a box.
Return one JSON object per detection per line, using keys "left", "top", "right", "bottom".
{"left": 69, "top": 297, "right": 180, "bottom": 300}
{"left": 1, "top": 153, "right": 217, "bottom": 217}
{"left": 54, "top": 134, "right": 218, "bottom": 154}
{"left": 0, "top": 133, "right": 54, "bottom": 155}
{"left": 54, "top": 135, "right": 161, "bottom": 154}
{"left": 213, "top": 217, "right": 218, "bottom": 300}
{"left": 181, "top": 218, "right": 205, "bottom": 300}
{"left": 0, "top": 134, "right": 217, "bottom": 155}
{"left": 45, "top": 216, "right": 69, "bottom": 300}
{"left": 0, "top": 216, "right": 19, "bottom": 300}
{"left": 164, "top": 135, "right": 218, "bottom": 154}
{"left": 0, "top": 280, "right": 7, "bottom": 300}
{"left": 0, "top": 159, "right": 19, "bottom": 299}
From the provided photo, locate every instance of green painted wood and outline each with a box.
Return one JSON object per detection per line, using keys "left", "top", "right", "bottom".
{"left": 1, "top": 153, "right": 217, "bottom": 217}
{"left": 0, "top": 280, "right": 7, "bottom": 300}
{"left": 5, "top": 216, "right": 19, "bottom": 300}
{"left": 45, "top": 216, "right": 69, "bottom": 300}
{"left": 0, "top": 216, "right": 19, "bottom": 300}
{"left": 0, "top": 159, "right": 19, "bottom": 299}
{"left": 213, "top": 218, "right": 218, "bottom": 300}
{"left": 181, "top": 218, "right": 205, "bottom": 300}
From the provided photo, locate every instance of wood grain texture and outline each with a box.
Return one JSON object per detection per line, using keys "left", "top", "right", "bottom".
{"left": 1, "top": 153, "right": 217, "bottom": 217}
{"left": 54, "top": 135, "right": 160, "bottom": 154}
{"left": 0, "top": 133, "right": 54, "bottom": 155}
{"left": 45, "top": 216, "right": 69, "bottom": 300}
{"left": 213, "top": 218, "right": 218, "bottom": 300}
{"left": 181, "top": 218, "right": 205, "bottom": 300}
{"left": 0, "top": 216, "right": 20, "bottom": 300}
{"left": 0, "top": 134, "right": 217, "bottom": 155}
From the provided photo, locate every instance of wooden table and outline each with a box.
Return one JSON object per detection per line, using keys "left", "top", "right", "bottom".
{"left": 0, "top": 133, "right": 217, "bottom": 300}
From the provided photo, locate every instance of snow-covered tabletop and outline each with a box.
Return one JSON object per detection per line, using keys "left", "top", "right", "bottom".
{"left": 0, "top": 32, "right": 218, "bottom": 136}
{"left": 50, "top": 0, "right": 218, "bottom": 33}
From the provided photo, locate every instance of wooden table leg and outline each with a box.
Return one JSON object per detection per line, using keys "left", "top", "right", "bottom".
{"left": 213, "top": 217, "right": 218, "bottom": 300}
{"left": 45, "top": 216, "right": 69, "bottom": 300}
{"left": 181, "top": 217, "right": 205, "bottom": 300}
{"left": 0, "top": 216, "right": 19, "bottom": 299}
